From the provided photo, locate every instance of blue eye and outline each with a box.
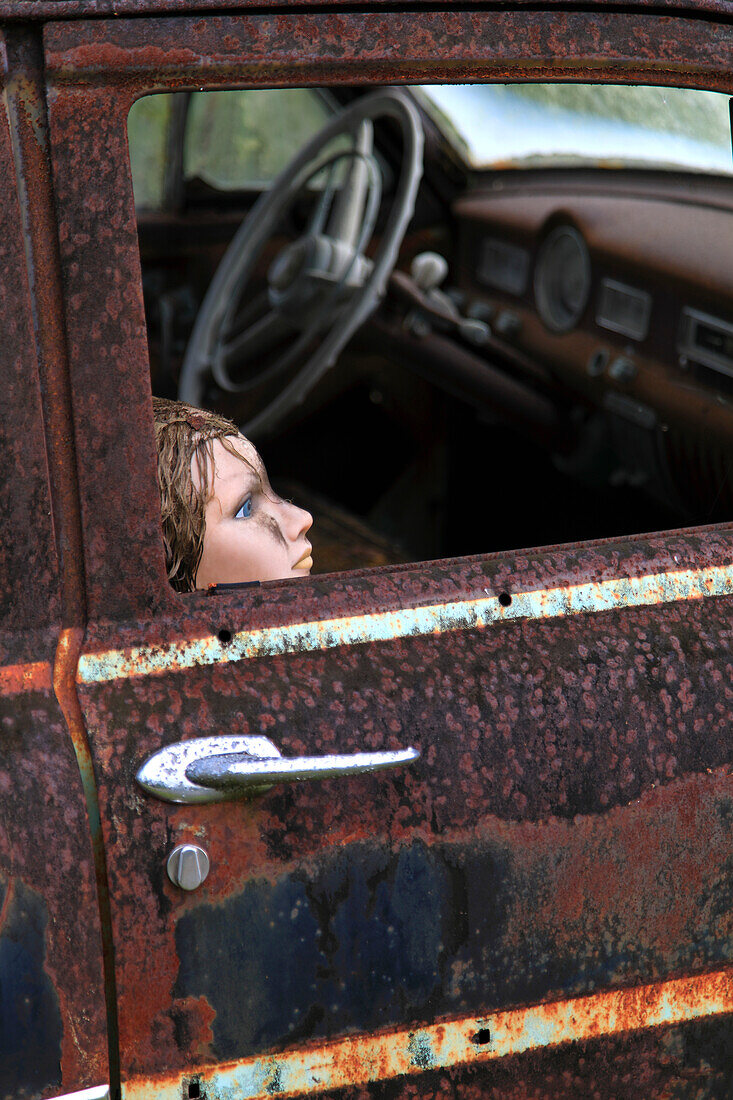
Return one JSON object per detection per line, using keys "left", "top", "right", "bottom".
{"left": 235, "top": 496, "right": 252, "bottom": 519}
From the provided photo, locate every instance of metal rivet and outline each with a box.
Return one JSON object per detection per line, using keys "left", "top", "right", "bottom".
{"left": 167, "top": 844, "right": 210, "bottom": 891}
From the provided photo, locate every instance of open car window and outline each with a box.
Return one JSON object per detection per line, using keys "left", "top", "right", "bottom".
{"left": 417, "top": 83, "right": 733, "bottom": 175}
{"left": 128, "top": 93, "right": 172, "bottom": 209}
{"left": 184, "top": 88, "right": 337, "bottom": 190}
{"left": 128, "top": 82, "right": 733, "bottom": 590}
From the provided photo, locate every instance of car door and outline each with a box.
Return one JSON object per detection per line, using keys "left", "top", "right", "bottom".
{"left": 44, "top": 8, "right": 733, "bottom": 1100}
{"left": 0, "top": 25, "right": 108, "bottom": 1100}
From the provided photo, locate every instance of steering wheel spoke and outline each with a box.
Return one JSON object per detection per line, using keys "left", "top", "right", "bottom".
{"left": 223, "top": 311, "right": 293, "bottom": 367}
{"left": 307, "top": 159, "right": 341, "bottom": 238}
{"left": 213, "top": 326, "right": 321, "bottom": 397}
{"left": 326, "top": 120, "right": 374, "bottom": 251}
{"left": 227, "top": 291, "right": 271, "bottom": 339}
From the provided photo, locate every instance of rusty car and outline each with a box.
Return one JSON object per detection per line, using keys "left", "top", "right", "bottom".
{"left": 1, "top": 1, "right": 733, "bottom": 1099}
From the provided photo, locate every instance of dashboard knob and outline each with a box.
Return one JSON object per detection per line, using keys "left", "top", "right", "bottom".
{"left": 411, "top": 251, "right": 449, "bottom": 292}
{"left": 609, "top": 355, "right": 638, "bottom": 383}
{"left": 494, "top": 310, "right": 521, "bottom": 340}
{"left": 587, "top": 348, "right": 610, "bottom": 376}
{"left": 458, "top": 317, "right": 491, "bottom": 346}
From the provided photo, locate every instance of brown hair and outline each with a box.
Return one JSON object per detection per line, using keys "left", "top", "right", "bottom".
{"left": 152, "top": 397, "right": 259, "bottom": 592}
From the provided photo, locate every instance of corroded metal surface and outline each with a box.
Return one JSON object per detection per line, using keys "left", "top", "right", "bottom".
{"left": 3, "top": 27, "right": 88, "bottom": 633}
{"left": 76, "top": 588, "right": 733, "bottom": 1088}
{"left": 41, "top": 6, "right": 733, "bottom": 1099}
{"left": 7, "top": 0, "right": 733, "bottom": 18}
{"left": 123, "top": 967, "right": 733, "bottom": 1100}
{"left": 45, "top": 12, "right": 733, "bottom": 89}
{"left": 0, "top": 27, "right": 108, "bottom": 1096}
{"left": 0, "top": 37, "right": 61, "bottom": 640}
{"left": 77, "top": 561, "right": 733, "bottom": 682}
{"left": 45, "top": 74, "right": 176, "bottom": 626}
{"left": 54, "top": 628, "right": 119, "bottom": 1094}
{"left": 0, "top": 658, "right": 53, "bottom": 694}
{"left": 43, "top": 8, "right": 733, "bottom": 628}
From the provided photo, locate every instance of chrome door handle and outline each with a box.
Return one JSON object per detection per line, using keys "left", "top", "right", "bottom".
{"left": 136, "top": 735, "right": 419, "bottom": 804}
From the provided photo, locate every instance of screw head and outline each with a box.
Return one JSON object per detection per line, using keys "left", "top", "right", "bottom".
{"left": 167, "top": 844, "right": 210, "bottom": 891}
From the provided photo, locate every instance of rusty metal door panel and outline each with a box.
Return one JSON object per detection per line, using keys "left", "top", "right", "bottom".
{"left": 73, "top": 559, "right": 733, "bottom": 1096}
{"left": 43, "top": 8, "right": 733, "bottom": 1098}
{"left": 0, "top": 26, "right": 108, "bottom": 1097}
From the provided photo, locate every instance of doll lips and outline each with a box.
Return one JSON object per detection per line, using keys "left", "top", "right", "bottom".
{"left": 293, "top": 548, "right": 313, "bottom": 570}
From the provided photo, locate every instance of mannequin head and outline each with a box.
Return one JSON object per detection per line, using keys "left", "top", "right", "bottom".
{"left": 153, "top": 397, "right": 313, "bottom": 591}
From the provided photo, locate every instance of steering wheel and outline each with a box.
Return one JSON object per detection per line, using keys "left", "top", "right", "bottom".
{"left": 178, "top": 89, "right": 424, "bottom": 438}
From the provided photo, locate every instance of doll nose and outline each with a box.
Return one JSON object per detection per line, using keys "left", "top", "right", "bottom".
{"left": 282, "top": 500, "right": 313, "bottom": 541}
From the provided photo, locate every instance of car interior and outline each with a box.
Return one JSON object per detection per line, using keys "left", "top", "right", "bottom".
{"left": 128, "top": 82, "right": 733, "bottom": 576}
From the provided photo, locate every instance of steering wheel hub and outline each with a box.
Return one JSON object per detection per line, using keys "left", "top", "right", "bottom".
{"left": 268, "top": 234, "right": 373, "bottom": 320}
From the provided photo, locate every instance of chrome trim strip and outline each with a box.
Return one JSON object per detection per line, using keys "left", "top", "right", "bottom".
{"left": 78, "top": 563, "right": 733, "bottom": 684}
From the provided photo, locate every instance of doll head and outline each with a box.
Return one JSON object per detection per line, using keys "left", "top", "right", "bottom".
{"left": 153, "top": 397, "right": 313, "bottom": 591}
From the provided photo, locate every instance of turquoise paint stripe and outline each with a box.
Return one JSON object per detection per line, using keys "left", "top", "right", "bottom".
{"left": 78, "top": 563, "right": 733, "bottom": 684}
{"left": 121, "top": 967, "right": 733, "bottom": 1100}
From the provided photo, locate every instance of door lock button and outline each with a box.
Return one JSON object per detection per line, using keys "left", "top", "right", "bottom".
{"left": 167, "top": 844, "right": 210, "bottom": 891}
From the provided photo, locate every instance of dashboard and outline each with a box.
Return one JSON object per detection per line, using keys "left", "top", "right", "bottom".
{"left": 453, "top": 171, "right": 733, "bottom": 517}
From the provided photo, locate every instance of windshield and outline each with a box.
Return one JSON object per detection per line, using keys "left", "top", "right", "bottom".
{"left": 417, "top": 83, "right": 733, "bottom": 176}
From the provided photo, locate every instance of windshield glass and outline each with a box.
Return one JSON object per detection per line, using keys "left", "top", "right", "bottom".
{"left": 417, "top": 84, "right": 733, "bottom": 176}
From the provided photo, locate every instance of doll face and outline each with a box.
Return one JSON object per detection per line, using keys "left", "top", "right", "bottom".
{"left": 194, "top": 435, "right": 313, "bottom": 588}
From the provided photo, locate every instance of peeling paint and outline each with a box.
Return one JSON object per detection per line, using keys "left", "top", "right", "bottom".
{"left": 407, "top": 1031, "right": 436, "bottom": 1069}
{"left": 78, "top": 563, "right": 733, "bottom": 683}
{"left": 122, "top": 967, "right": 733, "bottom": 1100}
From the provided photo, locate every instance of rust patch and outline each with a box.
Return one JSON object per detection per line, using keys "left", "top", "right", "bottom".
{"left": 54, "top": 628, "right": 119, "bottom": 1091}
{"left": 0, "top": 26, "right": 107, "bottom": 1093}
{"left": 4, "top": 0, "right": 733, "bottom": 19}
{"left": 0, "top": 659, "right": 52, "bottom": 695}
{"left": 122, "top": 967, "right": 733, "bottom": 1100}
{"left": 77, "top": 563, "right": 733, "bottom": 683}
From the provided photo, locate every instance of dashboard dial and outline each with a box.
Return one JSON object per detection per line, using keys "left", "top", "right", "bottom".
{"left": 534, "top": 226, "right": 591, "bottom": 333}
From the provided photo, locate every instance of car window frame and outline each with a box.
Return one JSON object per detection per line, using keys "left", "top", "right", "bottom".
{"left": 42, "top": 7, "right": 733, "bottom": 634}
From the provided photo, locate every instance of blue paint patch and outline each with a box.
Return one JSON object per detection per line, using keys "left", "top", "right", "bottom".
{"left": 174, "top": 840, "right": 451, "bottom": 1059}
{"left": 0, "top": 877, "right": 62, "bottom": 1095}
{"left": 174, "top": 875, "right": 324, "bottom": 1058}
{"left": 325, "top": 841, "right": 448, "bottom": 1027}
{"left": 173, "top": 827, "right": 733, "bottom": 1071}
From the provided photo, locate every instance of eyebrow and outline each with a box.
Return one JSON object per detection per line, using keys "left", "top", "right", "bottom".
{"left": 219, "top": 462, "right": 259, "bottom": 487}
{"left": 232, "top": 446, "right": 266, "bottom": 483}
{"left": 216, "top": 459, "right": 263, "bottom": 514}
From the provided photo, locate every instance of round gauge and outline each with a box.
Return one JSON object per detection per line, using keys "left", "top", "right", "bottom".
{"left": 534, "top": 226, "right": 591, "bottom": 333}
